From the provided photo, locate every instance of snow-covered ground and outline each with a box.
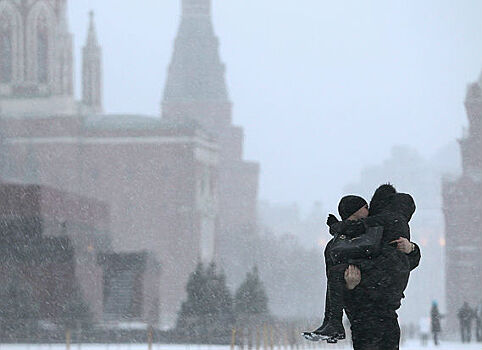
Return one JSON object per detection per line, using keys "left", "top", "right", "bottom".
{"left": 0, "top": 341, "right": 480, "bottom": 350}
{"left": 401, "top": 339, "right": 481, "bottom": 349}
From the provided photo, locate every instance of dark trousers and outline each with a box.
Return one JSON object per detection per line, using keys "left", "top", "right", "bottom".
{"left": 432, "top": 331, "right": 439, "bottom": 346}
{"left": 350, "top": 316, "right": 400, "bottom": 350}
{"left": 476, "top": 319, "right": 482, "bottom": 342}
{"left": 461, "top": 322, "right": 471, "bottom": 343}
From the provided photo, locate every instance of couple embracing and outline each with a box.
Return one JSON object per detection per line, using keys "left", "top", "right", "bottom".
{"left": 304, "top": 184, "right": 421, "bottom": 350}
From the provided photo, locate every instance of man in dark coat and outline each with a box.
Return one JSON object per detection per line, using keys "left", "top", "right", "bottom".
{"left": 431, "top": 301, "right": 442, "bottom": 346}
{"left": 458, "top": 302, "right": 474, "bottom": 343}
{"left": 329, "top": 185, "right": 421, "bottom": 350}
{"left": 340, "top": 240, "right": 420, "bottom": 349}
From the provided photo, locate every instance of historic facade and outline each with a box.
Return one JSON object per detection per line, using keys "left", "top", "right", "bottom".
{"left": 443, "top": 71, "right": 482, "bottom": 332}
{"left": 0, "top": 0, "right": 258, "bottom": 328}
{"left": 162, "top": 0, "right": 259, "bottom": 281}
{"left": 0, "top": 0, "right": 75, "bottom": 115}
{"left": 0, "top": 183, "right": 109, "bottom": 323}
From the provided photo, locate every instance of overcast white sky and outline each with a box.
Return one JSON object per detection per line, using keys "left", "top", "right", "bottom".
{"left": 68, "top": 1, "right": 482, "bottom": 212}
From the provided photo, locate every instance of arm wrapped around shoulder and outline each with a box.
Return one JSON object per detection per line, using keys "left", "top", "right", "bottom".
{"left": 329, "top": 226, "right": 383, "bottom": 264}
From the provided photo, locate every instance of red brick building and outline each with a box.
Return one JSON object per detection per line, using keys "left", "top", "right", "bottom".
{"left": 443, "top": 71, "right": 482, "bottom": 332}
{"left": 98, "top": 252, "right": 161, "bottom": 326}
{"left": 0, "top": 0, "right": 258, "bottom": 327}
{"left": 162, "top": 0, "right": 259, "bottom": 284}
{"left": 0, "top": 183, "right": 109, "bottom": 323}
{"left": 0, "top": 183, "right": 161, "bottom": 326}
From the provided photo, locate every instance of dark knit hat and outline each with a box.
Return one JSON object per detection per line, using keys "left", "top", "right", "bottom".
{"left": 338, "top": 195, "right": 368, "bottom": 220}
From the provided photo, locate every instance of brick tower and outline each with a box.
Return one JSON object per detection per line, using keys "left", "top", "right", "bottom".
{"left": 442, "top": 70, "right": 482, "bottom": 333}
{"left": 161, "top": 0, "right": 260, "bottom": 280}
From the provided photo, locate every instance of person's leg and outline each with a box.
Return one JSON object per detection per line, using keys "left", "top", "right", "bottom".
{"left": 476, "top": 320, "right": 480, "bottom": 341}
{"left": 327, "top": 263, "right": 346, "bottom": 316}
{"left": 321, "top": 286, "right": 331, "bottom": 328}
{"left": 303, "top": 285, "right": 331, "bottom": 339}
{"left": 351, "top": 317, "right": 383, "bottom": 350}
{"left": 314, "top": 263, "right": 347, "bottom": 339}
{"left": 434, "top": 331, "right": 439, "bottom": 345}
{"left": 379, "top": 317, "right": 400, "bottom": 350}
{"left": 477, "top": 320, "right": 482, "bottom": 341}
{"left": 303, "top": 263, "right": 346, "bottom": 341}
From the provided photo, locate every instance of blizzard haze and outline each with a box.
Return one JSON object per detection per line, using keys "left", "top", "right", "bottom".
{"left": 0, "top": 0, "right": 480, "bottom": 341}
{"left": 69, "top": 0, "right": 482, "bottom": 211}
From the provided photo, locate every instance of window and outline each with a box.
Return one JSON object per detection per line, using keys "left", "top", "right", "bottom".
{"left": 37, "top": 14, "right": 48, "bottom": 83}
{"left": 0, "top": 13, "right": 12, "bottom": 83}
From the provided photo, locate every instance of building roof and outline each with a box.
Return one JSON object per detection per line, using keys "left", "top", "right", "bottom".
{"left": 84, "top": 114, "right": 163, "bottom": 130}
{"left": 83, "top": 113, "right": 202, "bottom": 131}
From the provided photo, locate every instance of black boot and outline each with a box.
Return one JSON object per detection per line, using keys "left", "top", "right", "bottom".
{"left": 302, "top": 290, "right": 331, "bottom": 341}
{"left": 316, "top": 267, "right": 346, "bottom": 341}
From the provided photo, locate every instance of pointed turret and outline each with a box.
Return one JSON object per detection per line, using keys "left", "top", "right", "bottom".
{"left": 82, "top": 11, "right": 103, "bottom": 113}
{"left": 161, "top": 0, "right": 231, "bottom": 134}
{"left": 442, "top": 69, "right": 482, "bottom": 334}
{"left": 182, "top": 0, "right": 211, "bottom": 17}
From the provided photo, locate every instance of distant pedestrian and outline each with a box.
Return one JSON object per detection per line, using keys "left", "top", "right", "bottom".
{"left": 419, "top": 317, "right": 430, "bottom": 346}
{"left": 458, "top": 301, "right": 474, "bottom": 343}
{"left": 430, "top": 301, "right": 442, "bottom": 346}
{"left": 476, "top": 300, "right": 482, "bottom": 342}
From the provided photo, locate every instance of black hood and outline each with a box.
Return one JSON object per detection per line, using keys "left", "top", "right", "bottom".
{"left": 369, "top": 183, "right": 397, "bottom": 216}
{"left": 386, "top": 193, "right": 416, "bottom": 222}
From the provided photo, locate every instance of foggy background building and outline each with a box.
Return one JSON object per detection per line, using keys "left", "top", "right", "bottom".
{"left": 0, "top": 0, "right": 480, "bottom": 339}
{"left": 443, "top": 72, "right": 482, "bottom": 335}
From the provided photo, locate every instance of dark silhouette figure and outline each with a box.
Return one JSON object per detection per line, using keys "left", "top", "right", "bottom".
{"left": 476, "top": 301, "right": 482, "bottom": 342}
{"left": 430, "top": 301, "right": 442, "bottom": 346}
{"left": 458, "top": 302, "right": 474, "bottom": 343}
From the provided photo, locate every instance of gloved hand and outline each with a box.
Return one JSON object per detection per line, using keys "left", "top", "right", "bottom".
{"left": 326, "top": 214, "right": 339, "bottom": 226}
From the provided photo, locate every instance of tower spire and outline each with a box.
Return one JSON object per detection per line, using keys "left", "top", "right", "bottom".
{"left": 86, "top": 11, "right": 99, "bottom": 48}
{"left": 162, "top": 0, "right": 231, "bottom": 133}
{"left": 182, "top": 0, "right": 211, "bottom": 18}
{"left": 82, "top": 11, "right": 103, "bottom": 113}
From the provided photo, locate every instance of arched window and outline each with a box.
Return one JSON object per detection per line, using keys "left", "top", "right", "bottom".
{"left": 0, "top": 12, "right": 12, "bottom": 83}
{"left": 36, "top": 13, "right": 48, "bottom": 83}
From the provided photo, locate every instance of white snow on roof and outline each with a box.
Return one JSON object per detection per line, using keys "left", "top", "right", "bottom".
{"left": 84, "top": 114, "right": 163, "bottom": 130}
